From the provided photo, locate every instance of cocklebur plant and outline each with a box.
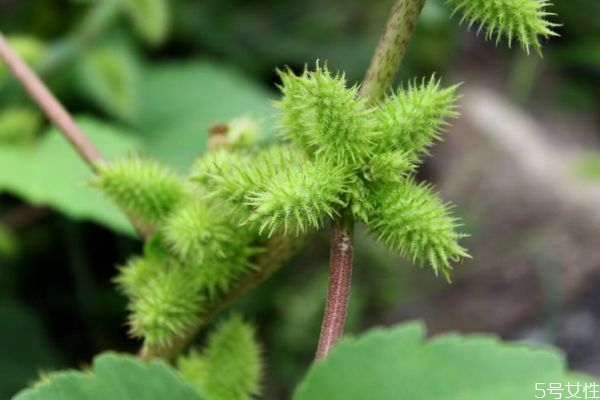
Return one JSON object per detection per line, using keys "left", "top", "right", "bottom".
{"left": 1, "top": 0, "right": 562, "bottom": 398}
{"left": 86, "top": 0, "right": 557, "bottom": 374}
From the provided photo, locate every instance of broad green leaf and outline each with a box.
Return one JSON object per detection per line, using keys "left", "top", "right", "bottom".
{"left": 77, "top": 45, "right": 140, "bottom": 123}
{"left": 0, "top": 117, "right": 140, "bottom": 235}
{"left": 12, "top": 352, "right": 204, "bottom": 400}
{"left": 122, "top": 0, "right": 170, "bottom": 46}
{"left": 295, "top": 321, "right": 598, "bottom": 400}
{"left": 138, "top": 61, "right": 276, "bottom": 171}
{"left": 0, "top": 301, "right": 60, "bottom": 398}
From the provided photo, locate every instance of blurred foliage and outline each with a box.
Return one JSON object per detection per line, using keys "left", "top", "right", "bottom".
{"left": 0, "top": 118, "right": 140, "bottom": 235}
{"left": 0, "top": 0, "right": 597, "bottom": 398}
{"left": 0, "top": 300, "right": 60, "bottom": 398}
{"left": 12, "top": 352, "right": 203, "bottom": 400}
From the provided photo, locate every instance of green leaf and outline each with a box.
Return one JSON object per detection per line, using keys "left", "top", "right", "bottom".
{"left": 0, "top": 117, "right": 141, "bottom": 235}
{"left": 12, "top": 352, "right": 204, "bottom": 400}
{"left": 77, "top": 45, "right": 140, "bottom": 123}
{"left": 138, "top": 61, "right": 275, "bottom": 171}
{"left": 122, "top": 0, "right": 171, "bottom": 46}
{"left": 295, "top": 321, "right": 598, "bottom": 400}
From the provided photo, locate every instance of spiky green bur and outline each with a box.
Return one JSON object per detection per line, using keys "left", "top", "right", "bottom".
{"left": 376, "top": 76, "right": 460, "bottom": 163}
{"left": 114, "top": 255, "right": 165, "bottom": 297}
{"left": 187, "top": 243, "right": 260, "bottom": 298}
{"left": 276, "top": 66, "right": 377, "bottom": 166}
{"left": 163, "top": 200, "right": 232, "bottom": 263}
{"left": 194, "top": 146, "right": 297, "bottom": 202}
{"left": 367, "top": 181, "right": 469, "bottom": 280}
{"left": 246, "top": 159, "right": 350, "bottom": 236}
{"left": 162, "top": 196, "right": 260, "bottom": 297}
{"left": 93, "top": 156, "right": 187, "bottom": 224}
{"left": 446, "top": 0, "right": 559, "bottom": 54}
{"left": 127, "top": 263, "right": 205, "bottom": 347}
{"left": 178, "top": 315, "right": 262, "bottom": 400}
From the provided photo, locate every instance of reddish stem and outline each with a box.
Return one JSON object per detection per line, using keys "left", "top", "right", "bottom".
{"left": 316, "top": 217, "right": 354, "bottom": 360}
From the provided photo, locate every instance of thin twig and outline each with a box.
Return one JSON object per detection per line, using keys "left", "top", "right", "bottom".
{"left": 0, "top": 31, "right": 152, "bottom": 239}
{"left": 0, "top": 32, "right": 103, "bottom": 170}
{"left": 315, "top": 0, "right": 426, "bottom": 360}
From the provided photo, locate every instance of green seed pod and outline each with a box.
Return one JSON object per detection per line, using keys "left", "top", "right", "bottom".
{"left": 445, "top": 0, "right": 559, "bottom": 55}
{"left": 178, "top": 314, "right": 262, "bottom": 400}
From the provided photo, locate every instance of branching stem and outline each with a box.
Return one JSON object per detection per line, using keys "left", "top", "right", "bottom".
{"left": 315, "top": 0, "right": 426, "bottom": 360}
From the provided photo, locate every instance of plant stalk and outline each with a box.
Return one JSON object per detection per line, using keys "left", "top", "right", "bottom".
{"left": 0, "top": 32, "right": 103, "bottom": 170}
{"left": 0, "top": 32, "right": 152, "bottom": 239}
{"left": 359, "top": 0, "right": 426, "bottom": 104}
{"left": 315, "top": 0, "right": 426, "bottom": 360}
{"left": 316, "top": 217, "right": 354, "bottom": 360}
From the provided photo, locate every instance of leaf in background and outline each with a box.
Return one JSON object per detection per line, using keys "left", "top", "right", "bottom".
{"left": 138, "top": 61, "right": 276, "bottom": 171}
{"left": 0, "top": 301, "right": 60, "bottom": 398}
{"left": 0, "top": 107, "right": 42, "bottom": 146}
{"left": 12, "top": 352, "right": 204, "bottom": 400}
{"left": 294, "top": 322, "right": 598, "bottom": 400}
{"left": 122, "top": 0, "right": 171, "bottom": 46}
{"left": 77, "top": 45, "right": 140, "bottom": 123}
{"left": 0, "top": 117, "right": 140, "bottom": 235}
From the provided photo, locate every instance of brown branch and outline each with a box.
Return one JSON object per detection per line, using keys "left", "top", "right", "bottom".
{"left": 316, "top": 218, "right": 354, "bottom": 360}
{"left": 0, "top": 32, "right": 103, "bottom": 170}
{"left": 0, "top": 32, "right": 152, "bottom": 239}
{"left": 315, "top": 0, "right": 426, "bottom": 360}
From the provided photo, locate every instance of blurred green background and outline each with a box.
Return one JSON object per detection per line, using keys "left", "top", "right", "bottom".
{"left": 0, "top": 0, "right": 599, "bottom": 398}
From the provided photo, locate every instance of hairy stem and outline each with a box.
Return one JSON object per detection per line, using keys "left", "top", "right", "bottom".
{"left": 316, "top": 217, "right": 354, "bottom": 360}
{"left": 315, "top": 0, "right": 426, "bottom": 360}
{"left": 0, "top": 32, "right": 152, "bottom": 239}
{"left": 359, "top": 0, "right": 426, "bottom": 104}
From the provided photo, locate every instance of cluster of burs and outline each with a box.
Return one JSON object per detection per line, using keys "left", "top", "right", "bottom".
{"left": 94, "top": 66, "right": 466, "bottom": 348}
{"left": 91, "top": 0, "right": 557, "bottom": 390}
